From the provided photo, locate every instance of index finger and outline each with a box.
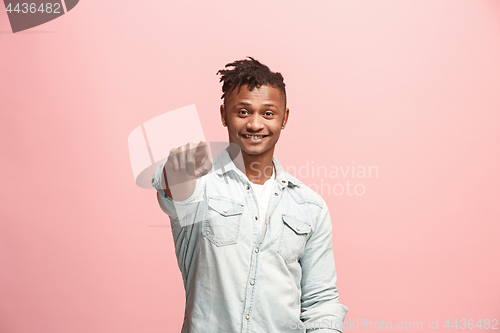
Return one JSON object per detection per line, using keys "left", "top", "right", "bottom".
{"left": 194, "top": 140, "right": 209, "bottom": 159}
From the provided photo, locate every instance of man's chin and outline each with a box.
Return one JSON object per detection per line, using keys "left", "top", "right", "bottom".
{"left": 241, "top": 146, "right": 268, "bottom": 156}
{"left": 244, "top": 151, "right": 263, "bottom": 156}
{"left": 231, "top": 139, "right": 272, "bottom": 156}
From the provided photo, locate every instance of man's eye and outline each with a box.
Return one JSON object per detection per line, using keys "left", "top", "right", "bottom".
{"left": 239, "top": 110, "right": 248, "bottom": 115}
{"left": 264, "top": 112, "right": 273, "bottom": 116}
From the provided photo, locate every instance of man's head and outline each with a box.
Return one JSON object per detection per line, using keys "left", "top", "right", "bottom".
{"left": 217, "top": 56, "right": 289, "bottom": 157}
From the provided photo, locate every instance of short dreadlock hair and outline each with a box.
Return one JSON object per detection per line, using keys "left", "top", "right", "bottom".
{"left": 216, "top": 56, "right": 287, "bottom": 107}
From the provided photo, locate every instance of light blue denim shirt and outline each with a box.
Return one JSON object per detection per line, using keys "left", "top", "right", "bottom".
{"left": 151, "top": 148, "right": 348, "bottom": 333}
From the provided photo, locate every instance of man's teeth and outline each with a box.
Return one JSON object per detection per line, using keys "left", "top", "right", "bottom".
{"left": 245, "top": 135, "right": 265, "bottom": 139}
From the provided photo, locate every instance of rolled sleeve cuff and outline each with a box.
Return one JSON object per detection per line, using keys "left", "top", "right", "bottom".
{"left": 151, "top": 158, "right": 169, "bottom": 198}
{"left": 306, "top": 316, "right": 346, "bottom": 333}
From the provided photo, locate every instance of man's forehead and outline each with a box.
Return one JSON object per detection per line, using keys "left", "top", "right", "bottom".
{"left": 236, "top": 101, "right": 279, "bottom": 107}
{"left": 226, "top": 84, "right": 285, "bottom": 106}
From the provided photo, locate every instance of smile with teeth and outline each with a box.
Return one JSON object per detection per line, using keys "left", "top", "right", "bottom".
{"left": 243, "top": 134, "right": 268, "bottom": 140}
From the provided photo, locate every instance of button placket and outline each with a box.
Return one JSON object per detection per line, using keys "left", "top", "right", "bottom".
{"left": 242, "top": 250, "right": 257, "bottom": 329}
{"left": 257, "top": 182, "right": 283, "bottom": 246}
{"left": 245, "top": 182, "right": 264, "bottom": 242}
{"left": 241, "top": 182, "right": 262, "bottom": 330}
{"left": 243, "top": 248, "right": 259, "bottom": 328}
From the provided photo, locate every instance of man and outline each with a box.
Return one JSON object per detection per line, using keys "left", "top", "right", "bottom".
{"left": 151, "top": 56, "right": 348, "bottom": 333}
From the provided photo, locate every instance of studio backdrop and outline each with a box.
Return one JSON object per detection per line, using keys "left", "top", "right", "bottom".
{"left": 1, "top": 1, "right": 499, "bottom": 332}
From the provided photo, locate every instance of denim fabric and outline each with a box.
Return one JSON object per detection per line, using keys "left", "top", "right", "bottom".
{"left": 151, "top": 148, "right": 348, "bottom": 333}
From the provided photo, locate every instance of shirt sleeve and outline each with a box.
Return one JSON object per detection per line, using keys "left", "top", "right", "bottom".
{"left": 151, "top": 158, "right": 207, "bottom": 283}
{"left": 299, "top": 201, "right": 348, "bottom": 333}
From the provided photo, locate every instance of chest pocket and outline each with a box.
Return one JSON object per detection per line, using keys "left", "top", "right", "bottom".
{"left": 204, "top": 196, "right": 244, "bottom": 247}
{"left": 277, "top": 214, "right": 312, "bottom": 263}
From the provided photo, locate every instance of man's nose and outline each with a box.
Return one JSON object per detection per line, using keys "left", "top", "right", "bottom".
{"left": 246, "top": 114, "right": 264, "bottom": 131}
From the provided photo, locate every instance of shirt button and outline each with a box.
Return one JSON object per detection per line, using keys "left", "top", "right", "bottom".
{"left": 246, "top": 185, "right": 250, "bottom": 190}
{"left": 255, "top": 248, "right": 259, "bottom": 253}
{"left": 255, "top": 216, "right": 258, "bottom": 220}
{"left": 282, "top": 180, "right": 286, "bottom": 184}
{"left": 250, "top": 280, "right": 255, "bottom": 285}
{"left": 296, "top": 227, "right": 300, "bottom": 231}
{"left": 246, "top": 315, "right": 250, "bottom": 320}
{"left": 274, "top": 192, "right": 278, "bottom": 196}
{"left": 223, "top": 208, "right": 228, "bottom": 213}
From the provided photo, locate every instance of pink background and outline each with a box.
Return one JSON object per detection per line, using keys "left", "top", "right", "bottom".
{"left": 1, "top": 1, "right": 499, "bottom": 332}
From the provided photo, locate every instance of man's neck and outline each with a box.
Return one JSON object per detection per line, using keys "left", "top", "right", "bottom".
{"left": 228, "top": 145, "right": 275, "bottom": 185}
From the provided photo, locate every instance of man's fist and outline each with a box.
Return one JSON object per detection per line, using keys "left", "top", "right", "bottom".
{"left": 166, "top": 140, "right": 212, "bottom": 178}
{"left": 162, "top": 141, "right": 212, "bottom": 200}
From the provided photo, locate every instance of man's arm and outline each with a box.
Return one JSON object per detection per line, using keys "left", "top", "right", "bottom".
{"left": 151, "top": 142, "right": 210, "bottom": 283}
{"left": 299, "top": 202, "right": 348, "bottom": 333}
{"left": 151, "top": 141, "right": 211, "bottom": 222}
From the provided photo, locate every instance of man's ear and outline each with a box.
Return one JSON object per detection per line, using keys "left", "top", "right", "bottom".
{"left": 281, "top": 107, "right": 289, "bottom": 129}
{"left": 220, "top": 104, "right": 227, "bottom": 127}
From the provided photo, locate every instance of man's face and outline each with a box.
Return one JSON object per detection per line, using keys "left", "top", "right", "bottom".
{"left": 220, "top": 84, "right": 289, "bottom": 157}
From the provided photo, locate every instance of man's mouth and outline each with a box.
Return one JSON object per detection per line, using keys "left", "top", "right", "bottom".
{"left": 242, "top": 134, "right": 269, "bottom": 141}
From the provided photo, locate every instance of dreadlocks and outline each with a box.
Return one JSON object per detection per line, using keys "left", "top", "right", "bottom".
{"left": 216, "top": 56, "right": 286, "bottom": 106}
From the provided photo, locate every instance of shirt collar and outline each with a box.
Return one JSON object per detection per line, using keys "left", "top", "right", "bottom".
{"left": 213, "top": 147, "right": 301, "bottom": 188}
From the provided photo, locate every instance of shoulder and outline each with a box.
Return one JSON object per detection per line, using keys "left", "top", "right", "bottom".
{"left": 283, "top": 170, "right": 326, "bottom": 210}
{"left": 281, "top": 170, "right": 331, "bottom": 235}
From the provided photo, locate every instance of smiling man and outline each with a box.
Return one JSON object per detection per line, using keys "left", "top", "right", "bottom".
{"left": 151, "top": 56, "right": 348, "bottom": 333}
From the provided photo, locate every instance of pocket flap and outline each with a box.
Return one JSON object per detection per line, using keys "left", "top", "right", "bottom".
{"left": 208, "top": 197, "right": 244, "bottom": 216}
{"left": 282, "top": 214, "right": 311, "bottom": 234}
